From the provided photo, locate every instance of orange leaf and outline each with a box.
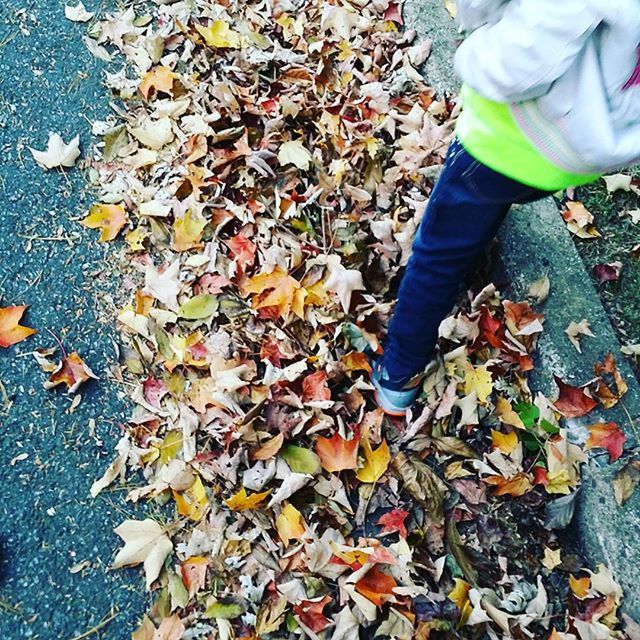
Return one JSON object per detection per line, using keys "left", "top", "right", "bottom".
{"left": 586, "top": 422, "right": 626, "bottom": 462}
{"left": 340, "top": 351, "right": 372, "bottom": 374}
{"left": 172, "top": 210, "right": 207, "bottom": 252}
{"left": 242, "top": 267, "right": 304, "bottom": 320}
{"left": 44, "top": 351, "right": 98, "bottom": 393}
{"left": 180, "top": 556, "right": 208, "bottom": 596}
{"left": 302, "top": 371, "right": 331, "bottom": 402}
{"left": 0, "top": 305, "right": 37, "bottom": 348}
{"left": 484, "top": 473, "right": 533, "bottom": 497}
{"left": 354, "top": 566, "right": 397, "bottom": 606}
{"left": 139, "top": 66, "right": 179, "bottom": 100}
{"left": 81, "top": 203, "right": 127, "bottom": 242}
{"left": 569, "top": 574, "right": 591, "bottom": 599}
{"left": 553, "top": 376, "right": 597, "bottom": 418}
{"left": 315, "top": 430, "right": 359, "bottom": 472}
{"left": 293, "top": 596, "right": 332, "bottom": 633}
{"left": 252, "top": 433, "right": 285, "bottom": 461}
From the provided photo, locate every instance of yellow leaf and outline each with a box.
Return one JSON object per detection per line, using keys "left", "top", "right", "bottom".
{"left": 275, "top": 503, "right": 306, "bottom": 546}
{"left": 491, "top": 429, "right": 519, "bottom": 455}
{"left": 125, "top": 226, "right": 149, "bottom": 251}
{"left": 448, "top": 578, "right": 472, "bottom": 623}
{"left": 173, "top": 475, "right": 208, "bottom": 521}
{"left": 356, "top": 438, "right": 390, "bottom": 483}
{"left": 464, "top": 365, "right": 493, "bottom": 404}
{"left": 545, "top": 469, "right": 573, "bottom": 495}
{"left": 81, "top": 203, "right": 127, "bottom": 242}
{"left": 569, "top": 574, "right": 591, "bottom": 599}
{"left": 224, "top": 487, "right": 271, "bottom": 512}
{"left": 196, "top": 21, "right": 241, "bottom": 49}
{"left": 172, "top": 210, "right": 207, "bottom": 252}
{"left": 495, "top": 395, "right": 525, "bottom": 429}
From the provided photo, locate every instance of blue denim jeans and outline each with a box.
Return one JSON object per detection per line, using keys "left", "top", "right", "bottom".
{"left": 382, "top": 138, "right": 550, "bottom": 388}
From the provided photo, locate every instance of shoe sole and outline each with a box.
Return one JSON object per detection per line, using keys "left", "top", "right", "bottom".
{"left": 373, "top": 390, "right": 408, "bottom": 418}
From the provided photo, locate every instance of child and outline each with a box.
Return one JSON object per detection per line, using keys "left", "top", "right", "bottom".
{"left": 372, "top": 0, "right": 640, "bottom": 416}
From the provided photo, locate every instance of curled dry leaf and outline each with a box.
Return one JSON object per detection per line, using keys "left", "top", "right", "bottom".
{"left": 565, "top": 319, "right": 595, "bottom": 353}
{"left": 44, "top": 351, "right": 98, "bottom": 394}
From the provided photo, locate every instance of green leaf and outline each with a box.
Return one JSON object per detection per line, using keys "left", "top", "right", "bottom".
{"left": 178, "top": 294, "right": 219, "bottom": 319}
{"left": 103, "top": 125, "right": 129, "bottom": 162}
{"left": 280, "top": 444, "right": 322, "bottom": 475}
{"left": 159, "top": 430, "right": 182, "bottom": 465}
{"left": 514, "top": 402, "right": 540, "bottom": 429}
{"left": 540, "top": 419, "right": 560, "bottom": 435}
{"left": 204, "top": 601, "right": 244, "bottom": 620}
{"left": 168, "top": 572, "right": 189, "bottom": 609}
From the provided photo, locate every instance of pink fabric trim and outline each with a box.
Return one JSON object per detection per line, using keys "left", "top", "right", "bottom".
{"left": 622, "top": 46, "right": 640, "bottom": 91}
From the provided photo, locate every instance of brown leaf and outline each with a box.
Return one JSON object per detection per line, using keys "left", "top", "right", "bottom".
{"left": 552, "top": 375, "right": 597, "bottom": 418}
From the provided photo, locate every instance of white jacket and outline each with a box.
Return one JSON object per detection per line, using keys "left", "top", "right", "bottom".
{"left": 454, "top": 0, "right": 640, "bottom": 173}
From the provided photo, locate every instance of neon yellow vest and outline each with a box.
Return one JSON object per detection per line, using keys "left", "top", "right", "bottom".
{"left": 455, "top": 85, "right": 601, "bottom": 192}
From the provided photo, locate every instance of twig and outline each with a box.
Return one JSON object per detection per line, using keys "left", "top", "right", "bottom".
{"left": 68, "top": 610, "right": 119, "bottom": 640}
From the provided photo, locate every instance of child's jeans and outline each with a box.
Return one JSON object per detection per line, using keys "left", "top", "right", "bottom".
{"left": 382, "top": 138, "right": 551, "bottom": 388}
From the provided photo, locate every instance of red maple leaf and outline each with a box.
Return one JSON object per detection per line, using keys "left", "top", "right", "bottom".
{"left": 302, "top": 370, "right": 331, "bottom": 402}
{"left": 293, "top": 596, "right": 332, "bottom": 633}
{"left": 553, "top": 376, "right": 597, "bottom": 418}
{"left": 377, "top": 509, "right": 409, "bottom": 539}
{"left": 586, "top": 422, "right": 627, "bottom": 462}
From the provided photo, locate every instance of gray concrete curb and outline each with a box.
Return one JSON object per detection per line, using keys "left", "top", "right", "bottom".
{"left": 403, "top": 0, "right": 640, "bottom": 616}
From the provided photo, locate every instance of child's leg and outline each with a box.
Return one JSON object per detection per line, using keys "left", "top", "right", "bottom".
{"left": 382, "top": 138, "right": 549, "bottom": 388}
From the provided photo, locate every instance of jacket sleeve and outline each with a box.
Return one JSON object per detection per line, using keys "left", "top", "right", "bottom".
{"left": 455, "top": 0, "right": 509, "bottom": 32}
{"left": 454, "top": 0, "right": 603, "bottom": 103}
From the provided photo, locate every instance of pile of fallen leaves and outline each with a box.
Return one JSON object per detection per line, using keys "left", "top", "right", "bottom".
{"left": 30, "top": 0, "right": 640, "bottom": 637}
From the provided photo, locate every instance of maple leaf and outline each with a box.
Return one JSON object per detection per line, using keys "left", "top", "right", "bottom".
{"left": 29, "top": 132, "right": 80, "bottom": 169}
{"left": 562, "top": 201, "right": 601, "bottom": 239}
{"left": 139, "top": 66, "right": 179, "bottom": 100}
{"left": 224, "top": 487, "right": 271, "bottom": 511}
{"left": 586, "top": 422, "right": 627, "bottom": 462}
{"left": 322, "top": 255, "right": 365, "bottom": 313}
{"left": 0, "top": 305, "right": 37, "bottom": 348}
{"left": 278, "top": 140, "right": 313, "bottom": 170}
{"left": 552, "top": 376, "right": 597, "bottom": 418}
{"left": 484, "top": 474, "right": 534, "bottom": 497}
{"left": 593, "top": 352, "right": 628, "bottom": 408}
{"left": 173, "top": 475, "right": 208, "bottom": 521}
{"left": 180, "top": 556, "right": 208, "bottom": 597}
{"left": 172, "top": 210, "right": 207, "bottom": 252}
{"left": 112, "top": 519, "right": 173, "bottom": 589}
{"left": 315, "top": 430, "right": 359, "bottom": 472}
{"left": 463, "top": 365, "right": 493, "bottom": 404}
{"left": 226, "top": 232, "right": 257, "bottom": 271}
{"left": 593, "top": 261, "right": 622, "bottom": 284}
{"left": 503, "top": 300, "right": 544, "bottom": 336}
{"left": 302, "top": 370, "right": 331, "bottom": 402}
{"left": 356, "top": 437, "right": 390, "bottom": 483}
{"left": 569, "top": 574, "right": 591, "bottom": 600}
{"left": 196, "top": 21, "right": 242, "bottom": 48}
{"left": 44, "top": 351, "right": 98, "bottom": 393}
{"left": 242, "top": 267, "right": 305, "bottom": 320}
{"left": 293, "top": 596, "right": 332, "bottom": 633}
{"left": 565, "top": 319, "right": 594, "bottom": 353}
{"left": 81, "top": 203, "right": 127, "bottom": 242}
{"left": 376, "top": 509, "right": 409, "bottom": 538}
{"left": 490, "top": 429, "right": 519, "bottom": 455}
{"left": 354, "top": 566, "right": 397, "bottom": 606}
{"left": 153, "top": 615, "right": 186, "bottom": 640}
